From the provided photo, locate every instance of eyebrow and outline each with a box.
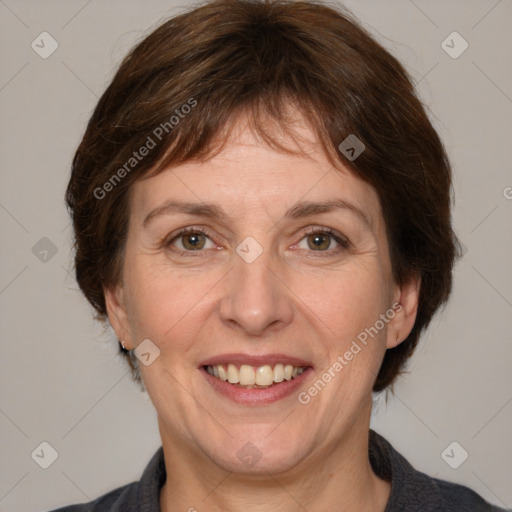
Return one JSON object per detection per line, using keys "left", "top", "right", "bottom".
{"left": 142, "top": 199, "right": 372, "bottom": 230}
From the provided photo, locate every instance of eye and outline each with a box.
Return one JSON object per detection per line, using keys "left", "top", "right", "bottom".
{"left": 165, "top": 226, "right": 349, "bottom": 255}
{"left": 168, "top": 227, "right": 215, "bottom": 251}
{"left": 296, "top": 227, "right": 349, "bottom": 253}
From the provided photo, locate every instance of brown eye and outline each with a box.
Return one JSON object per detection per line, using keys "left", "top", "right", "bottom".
{"left": 181, "top": 232, "right": 207, "bottom": 250}
{"left": 296, "top": 228, "right": 349, "bottom": 254}
{"left": 168, "top": 228, "right": 215, "bottom": 252}
{"left": 306, "top": 233, "right": 332, "bottom": 251}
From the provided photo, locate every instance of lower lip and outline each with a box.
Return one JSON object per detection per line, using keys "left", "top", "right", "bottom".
{"left": 201, "top": 366, "right": 314, "bottom": 405}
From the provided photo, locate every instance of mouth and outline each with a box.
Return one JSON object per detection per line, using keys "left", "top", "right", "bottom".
{"left": 203, "top": 363, "right": 308, "bottom": 388}
{"left": 199, "top": 354, "right": 313, "bottom": 405}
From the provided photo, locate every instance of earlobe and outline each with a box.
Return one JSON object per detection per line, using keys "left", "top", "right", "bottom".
{"left": 104, "top": 285, "right": 133, "bottom": 350}
{"left": 386, "top": 273, "right": 421, "bottom": 349}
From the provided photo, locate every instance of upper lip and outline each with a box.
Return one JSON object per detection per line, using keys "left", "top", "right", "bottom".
{"left": 199, "top": 353, "right": 313, "bottom": 368}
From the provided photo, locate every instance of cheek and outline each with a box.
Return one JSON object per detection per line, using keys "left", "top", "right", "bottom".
{"left": 292, "top": 264, "right": 390, "bottom": 343}
{"left": 123, "top": 259, "right": 219, "bottom": 345}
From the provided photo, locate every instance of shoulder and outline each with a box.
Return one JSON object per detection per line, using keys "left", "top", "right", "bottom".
{"left": 45, "top": 446, "right": 165, "bottom": 512}
{"left": 369, "top": 430, "right": 510, "bottom": 512}
{"left": 47, "top": 482, "right": 137, "bottom": 511}
{"left": 433, "top": 477, "right": 508, "bottom": 511}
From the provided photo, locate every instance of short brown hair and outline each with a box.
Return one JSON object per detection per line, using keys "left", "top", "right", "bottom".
{"left": 66, "top": 0, "right": 461, "bottom": 391}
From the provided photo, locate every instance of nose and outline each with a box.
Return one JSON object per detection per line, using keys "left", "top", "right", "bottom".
{"left": 218, "top": 249, "right": 294, "bottom": 337}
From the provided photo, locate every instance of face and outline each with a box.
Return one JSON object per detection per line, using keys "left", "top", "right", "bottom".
{"left": 105, "top": 111, "right": 419, "bottom": 476}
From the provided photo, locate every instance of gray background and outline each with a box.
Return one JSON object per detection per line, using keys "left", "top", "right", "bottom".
{"left": 0, "top": 0, "right": 511, "bottom": 511}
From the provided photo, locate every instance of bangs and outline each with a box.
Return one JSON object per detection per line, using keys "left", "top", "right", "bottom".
{"left": 142, "top": 92, "right": 341, "bottom": 182}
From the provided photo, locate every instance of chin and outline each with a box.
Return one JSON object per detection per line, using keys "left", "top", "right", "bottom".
{"left": 213, "top": 449, "right": 306, "bottom": 476}
{"left": 205, "top": 427, "right": 310, "bottom": 475}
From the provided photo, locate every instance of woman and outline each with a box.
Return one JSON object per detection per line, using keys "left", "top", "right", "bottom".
{"left": 52, "top": 0, "right": 508, "bottom": 510}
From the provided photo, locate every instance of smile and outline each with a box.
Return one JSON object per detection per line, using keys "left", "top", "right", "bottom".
{"left": 205, "top": 363, "right": 306, "bottom": 388}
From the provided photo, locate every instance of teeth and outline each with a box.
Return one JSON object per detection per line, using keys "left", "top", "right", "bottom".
{"left": 227, "top": 364, "right": 239, "bottom": 384}
{"left": 217, "top": 365, "right": 228, "bottom": 381}
{"left": 255, "top": 365, "right": 274, "bottom": 386}
{"left": 273, "top": 363, "right": 285, "bottom": 383}
{"left": 239, "top": 365, "right": 256, "bottom": 385}
{"left": 206, "top": 363, "right": 307, "bottom": 387}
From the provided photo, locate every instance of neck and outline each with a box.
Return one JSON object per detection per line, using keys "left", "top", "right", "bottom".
{"left": 158, "top": 410, "right": 390, "bottom": 512}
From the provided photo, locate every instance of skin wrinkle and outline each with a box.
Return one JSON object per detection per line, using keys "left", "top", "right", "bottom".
{"left": 104, "top": 111, "right": 420, "bottom": 511}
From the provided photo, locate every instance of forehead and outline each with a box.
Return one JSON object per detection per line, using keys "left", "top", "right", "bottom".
{"left": 130, "top": 113, "right": 383, "bottom": 232}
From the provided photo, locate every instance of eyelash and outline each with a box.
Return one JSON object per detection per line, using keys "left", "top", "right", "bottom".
{"left": 165, "top": 226, "right": 350, "bottom": 257}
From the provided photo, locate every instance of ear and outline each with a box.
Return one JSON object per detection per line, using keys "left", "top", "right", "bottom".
{"left": 386, "top": 273, "right": 421, "bottom": 349}
{"left": 104, "top": 284, "right": 134, "bottom": 350}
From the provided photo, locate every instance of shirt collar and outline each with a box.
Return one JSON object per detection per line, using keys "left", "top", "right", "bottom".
{"left": 131, "top": 429, "right": 442, "bottom": 511}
